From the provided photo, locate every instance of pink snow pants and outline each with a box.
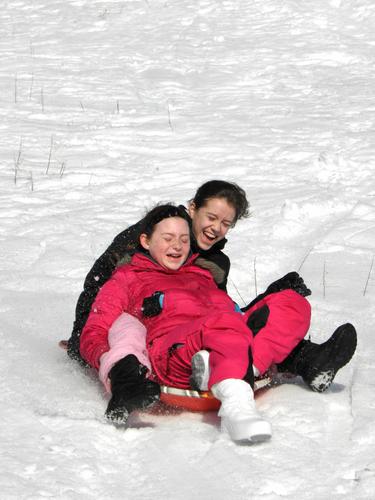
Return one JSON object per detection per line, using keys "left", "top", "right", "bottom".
{"left": 244, "top": 289, "right": 311, "bottom": 374}
{"left": 148, "top": 311, "right": 254, "bottom": 389}
{"left": 99, "top": 289, "right": 311, "bottom": 392}
{"left": 148, "top": 289, "right": 310, "bottom": 389}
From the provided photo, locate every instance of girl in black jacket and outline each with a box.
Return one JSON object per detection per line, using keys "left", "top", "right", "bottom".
{"left": 65, "top": 180, "right": 356, "bottom": 423}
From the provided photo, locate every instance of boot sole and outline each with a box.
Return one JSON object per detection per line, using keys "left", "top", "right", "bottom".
{"left": 307, "top": 323, "right": 357, "bottom": 392}
{"left": 222, "top": 418, "right": 272, "bottom": 443}
{"left": 190, "top": 350, "right": 210, "bottom": 391}
{"left": 105, "top": 407, "right": 130, "bottom": 425}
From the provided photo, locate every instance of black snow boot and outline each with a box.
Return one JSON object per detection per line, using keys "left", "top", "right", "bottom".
{"left": 105, "top": 355, "right": 160, "bottom": 424}
{"left": 277, "top": 323, "right": 357, "bottom": 392}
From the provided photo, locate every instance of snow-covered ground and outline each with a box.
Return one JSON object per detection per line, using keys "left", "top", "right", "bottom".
{"left": 1, "top": 0, "right": 374, "bottom": 498}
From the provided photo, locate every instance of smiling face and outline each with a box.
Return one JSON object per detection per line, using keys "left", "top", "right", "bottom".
{"left": 140, "top": 216, "right": 191, "bottom": 270}
{"left": 188, "top": 197, "right": 236, "bottom": 251}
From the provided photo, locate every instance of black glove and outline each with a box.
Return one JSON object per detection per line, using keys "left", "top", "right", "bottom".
{"left": 265, "top": 272, "right": 311, "bottom": 297}
{"left": 141, "top": 291, "right": 164, "bottom": 318}
{"left": 242, "top": 272, "right": 311, "bottom": 312}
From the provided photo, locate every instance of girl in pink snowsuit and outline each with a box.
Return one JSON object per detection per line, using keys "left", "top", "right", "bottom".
{"left": 81, "top": 205, "right": 310, "bottom": 442}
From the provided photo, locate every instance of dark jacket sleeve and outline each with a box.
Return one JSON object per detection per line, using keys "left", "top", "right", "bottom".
{"left": 195, "top": 250, "right": 230, "bottom": 292}
{"left": 211, "top": 251, "right": 230, "bottom": 292}
{"left": 67, "top": 221, "right": 142, "bottom": 364}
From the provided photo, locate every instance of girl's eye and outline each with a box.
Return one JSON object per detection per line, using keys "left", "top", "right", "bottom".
{"left": 181, "top": 238, "right": 189, "bottom": 244}
{"left": 222, "top": 222, "right": 232, "bottom": 229}
{"left": 164, "top": 237, "right": 172, "bottom": 242}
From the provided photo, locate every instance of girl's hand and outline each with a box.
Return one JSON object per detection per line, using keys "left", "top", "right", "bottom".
{"left": 142, "top": 291, "right": 164, "bottom": 317}
{"left": 265, "top": 272, "right": 311, "bottom": 297}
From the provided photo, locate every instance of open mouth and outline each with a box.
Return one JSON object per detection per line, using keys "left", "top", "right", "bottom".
{"left": 203, "top": 231, "right": 217, "bottom": 242}
{"left": 167, "top": 253, "right": 183, "bottom": 260}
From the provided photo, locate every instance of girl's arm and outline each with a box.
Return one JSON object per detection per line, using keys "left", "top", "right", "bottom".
{"left": 79, "top": 270, "right": 131, "bottom": 370}
{"left": 67, "top": 220, "right": 142, "bottom": 363}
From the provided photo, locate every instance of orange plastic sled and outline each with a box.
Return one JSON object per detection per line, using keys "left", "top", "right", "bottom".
{"left": 160, "top": 376, "right": 272, "bottom": 412}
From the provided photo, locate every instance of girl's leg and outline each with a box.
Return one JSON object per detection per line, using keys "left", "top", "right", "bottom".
{"left": 243, "top": 289, "right": 311, "bottom": 375}
{"left": 99, "top": 312, "right": 151, "bottom": 392}
{"left": 244, "top": 290, "right": 356, "bottom": 392}
{"left": 150, "top": 313, "right": 271, "bottom": 443}
{"left": 150, "top": 312, "right": 253, "bottom": 389}
{"left": 101, "top": 313, "right": 159, "bottom": 423}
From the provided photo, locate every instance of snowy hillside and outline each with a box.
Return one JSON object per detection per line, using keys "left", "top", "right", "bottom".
{"left": 0, "top": 0, "right": 374, "bottom": 498}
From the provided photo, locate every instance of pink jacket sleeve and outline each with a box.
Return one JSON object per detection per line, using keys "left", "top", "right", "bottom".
{"left": 80, "top": 270, "right": 131, "bottom": 370}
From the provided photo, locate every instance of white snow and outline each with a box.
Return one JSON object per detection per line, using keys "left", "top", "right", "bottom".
{"left": 1, "top": 0, "right": 375, "bottom": 498}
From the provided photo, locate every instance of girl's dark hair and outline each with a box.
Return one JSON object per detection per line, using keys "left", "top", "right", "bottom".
{"left": 190, "top": 180, "right": 249, "bottom": 223}
{"left": 139, "top": 203, "right": 191, "bottom": 239}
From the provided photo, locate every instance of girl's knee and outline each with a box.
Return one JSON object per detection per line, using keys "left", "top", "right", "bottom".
{"left": 267, "top": 289, "right": 311, "bottom": 319}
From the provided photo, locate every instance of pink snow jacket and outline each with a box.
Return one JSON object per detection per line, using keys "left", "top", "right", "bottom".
{"left": 80, "top": 252, "right": 239, "bottom": 370}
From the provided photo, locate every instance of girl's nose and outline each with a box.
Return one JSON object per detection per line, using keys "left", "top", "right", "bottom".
{"left": 211, "top": 220, "right": 221, "bottom": 233}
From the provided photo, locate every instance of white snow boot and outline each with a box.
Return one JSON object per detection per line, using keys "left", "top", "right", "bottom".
{"left": 211, "top": 379, "right": 272, "bottom": 443}
{"left": 190, "top": 350, "right": 210, "bottom": 391}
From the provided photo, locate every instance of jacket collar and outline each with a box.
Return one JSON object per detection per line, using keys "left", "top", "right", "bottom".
{"left": 191, "top": 235, "right": 227, "bottom": 255}
{"left": 131, "top": 250, "right": 199, "bottom": 273}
